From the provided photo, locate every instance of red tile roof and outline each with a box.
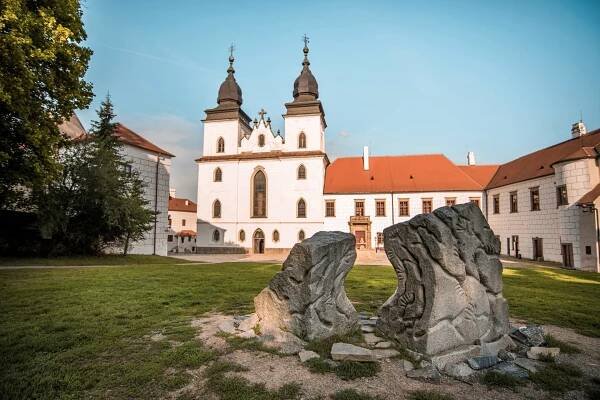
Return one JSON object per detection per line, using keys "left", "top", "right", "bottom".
{"left": 458, "top": 165, "right": 500, "bottom": 187}
{"left": 114, "top": 123, "right": 174, "bottom": 157}
{"left": 324, "top": 154, "right": 487, "bottom": 194}
{"left": 487, "top": 129, "right": 600, "bottom": 189}
{"left": 177, "top": 229, "right": 197, "bottom": 237}
{"left": 169, "top": 197, "right": 197, "bottom": 212}
{"left": 577, "top": 183, "right": 600, "bottom": 205}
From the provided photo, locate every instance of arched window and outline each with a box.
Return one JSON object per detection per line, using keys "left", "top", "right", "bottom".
{"left": 217, "top": 137, "right": 225, "bottom": 153}
{"left": 213, "top": 199, "right": 221, "bottom": 218}
{"left": 297, "top": 164, "right": 306, "bottom": 180}
{"left": 297, "top": 198, "right": 306, "bottom": 218}
{"left": 272, "top": 230, "right": 280, "bottom": 242}
{"left": 258, "top": 134, "right": 265, "bottom": 147}
{"left": 298, "top": 132, "right": 306, "bottom": 149}
{"left": 214, "top": 167, "right": 222, "bottom": 182}
{"left": 239, "top": 229, "right": 245, "bottom": 242}
{"left": 252, "top": 170, "right": 267, "bottom": 218}
{"left": 298, "top": 230, "right": 305, "bottom": 241}
{"left": 213, "top": 229, "right": 220, "bottom": 242}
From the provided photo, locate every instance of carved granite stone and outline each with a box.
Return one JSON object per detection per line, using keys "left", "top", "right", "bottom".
{"left": 254, "top": 231, "right": 359, "bottom": 341}
{"left": 377, "top": 202, "right": 510, "bottom": 356}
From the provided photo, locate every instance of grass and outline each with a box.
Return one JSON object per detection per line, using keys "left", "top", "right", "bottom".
{"left": 204, "top": 360, "right": 302, "bottom": 400}
{"left": 305, "top": 329, "right": 364, "bottom": 358}
{"left": 304, "top": 358, "right": 381, "bottom": 380}
{"left": 330, "top": 389, "right": 383, "bottom": 400}
{"left": 480, "top": 370, "right": 524, "bottom": 389}
{"left": 0, "top": 254, "right": 190, "bottom": 266}
{"left": 407, "top": 390, "right": 455, "bottom": 400}
{"left": 529, "top": 362, "right": 583, "bottom": 393}
{"left": 543, "top": 334, "right": 581, "bottom": 354}
{"left": 1, "top": 261, "right": 599, "bottom": 398}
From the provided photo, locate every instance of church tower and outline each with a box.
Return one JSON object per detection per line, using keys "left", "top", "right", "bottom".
{"left": 202, "top": 49, "right": 251, "bottom": 156}
{"left": 283, "top": 37, "right": 326, "bottom": 153}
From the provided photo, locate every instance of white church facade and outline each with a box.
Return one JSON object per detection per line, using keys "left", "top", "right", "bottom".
{"left": 196, "top": 44, "right": 495, "bottom": 254}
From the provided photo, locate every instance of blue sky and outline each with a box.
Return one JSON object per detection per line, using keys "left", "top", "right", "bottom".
{"left": 79, "top": 0, "right": 600, "bottom": 200}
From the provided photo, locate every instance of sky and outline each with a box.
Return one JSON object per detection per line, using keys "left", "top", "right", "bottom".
{"left": 78, "top": 0, "right": 600, "bottom": 201}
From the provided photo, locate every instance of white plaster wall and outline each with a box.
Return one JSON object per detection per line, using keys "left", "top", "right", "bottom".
{"left": 167, "top": 230, "right": 197, "bottom": 253}
{"left": 323, "top": 191, "right": 484, "bottom": 249}
{"left": 486, "top": 158, "right": 598, "bottom": 270}
{"left": 203, "top": 120, "right": 245, "bottom": 156}
{"left": 169, "top": 210, "right": 196, "bottom": 233}
{"left": 283, "top": 114, "right": 324, "bottom": 152}
{"left": 120, "top": 145, "right": 171, "bottom": 256}
{"left": 197, "top": 155, "right": 327, "bottom": 249}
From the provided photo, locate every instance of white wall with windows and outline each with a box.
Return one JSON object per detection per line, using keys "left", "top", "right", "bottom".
{"left": 322, "top": 191, "right": 485, "bottom": 250}
{"left": 486, "top": 158, "right": 600, "bottom": 271}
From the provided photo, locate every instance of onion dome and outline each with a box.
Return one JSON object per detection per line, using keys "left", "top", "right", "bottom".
{"left": 217, "top": 54, "right": 243, "bottom": 106}
{"left": 293, "top": 41, "right": 319, "bottom": 101}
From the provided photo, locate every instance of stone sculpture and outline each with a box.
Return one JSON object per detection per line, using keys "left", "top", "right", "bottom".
{"left": 377, "top": 202, "right": 510, "bottom": 357}
{"left": 254, "top": 231, "right": 359, "bottom": 341}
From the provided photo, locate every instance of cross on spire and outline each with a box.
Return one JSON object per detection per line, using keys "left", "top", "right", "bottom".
{"left": 258, "top": 108, "right": 267, "bottom": 121}
{"left": 229, "top": 43, "right": 235, "bottom": 59}
{"left": 303, "top": 34, "right": 310, "bottom": 48}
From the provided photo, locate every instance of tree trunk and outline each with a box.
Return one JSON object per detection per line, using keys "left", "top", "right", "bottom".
{"left": 123, "top": 234, "right": 130, "bottom": 256}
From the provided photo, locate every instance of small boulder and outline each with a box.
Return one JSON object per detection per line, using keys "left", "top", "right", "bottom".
{"left": 299, "top": 350, "right": 320, "bottom": 363}
{"left": 237, "top": 313, "right": 259, "bottom": 332}
{"left": 527, "top": 347, "right": 560, "bottom": 360}
{"left": 510, "top": 325, "right": 544, "bottom": 347}
{"left": 375, "top": 341, "right": 392, "bottom": 349}
{"left": 361, "top": 325, "right": 375, "bottom": 333}
{"left": 331, "top": 343, "right": 376, "bottom": 362}
{"left": 444, "top": 362, "right": 474, "bottom": 378}
{"left": 217, "top": 319, "right": 237, "bottom": 334}
{"left": 514, "top": 357, "right": 544, "bottom": 373}
{"left": 401, "top": 359, "right": 415, "bottom": 372}
{"left": 373, "top": 349, "right": 400, "bottom": 359}
{"left": 498, "top": 349, "right": 517, "bottom": 361}
{"left": 467, "top": 355, "right": 499, "bottom": 370}
{"left": 406, "top": 366, "right": 442, "bottom": 383}
{"left": 492, "top": 361, "right": 529, "bottom": 379}
{"left": 363, "top": 333, "right": 383, "bottom": 344}
{"left": 237, "top": 330, "right": 257, "bottom": 339}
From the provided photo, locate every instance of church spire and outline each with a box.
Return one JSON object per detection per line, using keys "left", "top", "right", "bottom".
{"left": 217, "top": 44, "right": 242, "bottom": 106}
{"left": 292, "top": 35, "right": 319, "bottom": 102}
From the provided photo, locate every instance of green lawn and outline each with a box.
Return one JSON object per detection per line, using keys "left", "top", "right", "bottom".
{"left": 0, "top": 254, "right": 190, "bottom": 266}
{"left": 0, "top": 262, "right": 599, "bottom": 399}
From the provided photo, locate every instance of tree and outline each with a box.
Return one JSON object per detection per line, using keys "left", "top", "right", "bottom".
{"left": 0, "top": 0, "right": 93, "bottom": 209}
{"left": 36, "top": 96, "right": 153, "bottom": 255}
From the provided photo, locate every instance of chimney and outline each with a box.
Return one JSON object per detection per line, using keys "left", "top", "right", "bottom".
{"left": 467, "top": 151, "right": 476, "bottom": 166}
{"left": 185, "top": 200, "right": 189, "bottom": 206}
{"left": 571, "top": 120, "right": 587, "bottom": 138}
{"left": 363, "top": 146, "right": 369, "bottom": 171}
{"left": 169, "top": 188, "right": 176, "bottom": 198}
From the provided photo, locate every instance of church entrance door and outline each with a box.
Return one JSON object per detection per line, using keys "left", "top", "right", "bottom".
{"left": 253, "top": 229, "right": 265, "bottom": 254}
{"left": 355, "top": 230, "right": 366, "bottom": 249}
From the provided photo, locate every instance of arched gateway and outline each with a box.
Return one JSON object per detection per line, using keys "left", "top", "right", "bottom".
{"left": 253, "top": 229, "right": 265, "bottom": 254}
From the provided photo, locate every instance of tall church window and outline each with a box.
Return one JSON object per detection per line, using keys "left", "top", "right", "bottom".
{"left": 298, "top": 132, "right": 306, "bottom": 149}
{"left": 217, "top": 137, "right": 225, "bottom": 153}
{"left": 252, "top": 170, "right": 267, "bottom": 218}
{"left": 297, "top": 164, "right": 306, "bottom": 180}
{"left": 297, "top": 199, "right": 306, "bottom": 218}
{"left": 213, "top": 199, "right": 221, "bottom": 218}
{"left": 214, "top": 167, "right": 222, "bottom": 182}
{"left": 258, "top": 134, "right": 265, "bottom": 147}
{"left": 298, "top": 230, "right": 305, "bottom": 241}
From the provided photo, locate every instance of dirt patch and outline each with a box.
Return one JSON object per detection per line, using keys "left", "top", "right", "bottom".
{"left": 188, "top": 313, "right": 600, "bottom": 400}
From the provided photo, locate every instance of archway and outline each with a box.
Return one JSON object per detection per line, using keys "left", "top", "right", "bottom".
{"left": 253, "top": 229, "right": 265, "bottom": 254}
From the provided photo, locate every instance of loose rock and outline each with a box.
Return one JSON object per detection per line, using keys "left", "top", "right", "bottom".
{"left": 217, "top": 319, "right": 237, "bottom": 334}
{"left": 514, "top": 357, "right": 544, "bottom": 373}
{"left": 364, "top": 333, "right": 384, "bottom": 345}
{"left": 375, "top": 341, "right": 392, "bottom": 349}
{"left": 373, "top": 349, "right": 400, "bottom": 359}
{"left": 492, "top": 361, "right": 529, "bottom": 379}
{"left": 444, "top": 362, "right": 474, "bottom": 378}
{"left": 401, "top": 359, "right": 415, "bottom": 371}
{"left": 467, "top": 355, "right": 499, "bottom": 370}
{"left": 406, "top": 366, "right": 442, "bottom": 383}
{"left": 237, "top": 313, "right": 259, "bottom": 332}
{"left": 299, "top": 350, "right": 320, "bottom": 363}
{"left": 331, "top": 343, "right": 376, "bottom": 362}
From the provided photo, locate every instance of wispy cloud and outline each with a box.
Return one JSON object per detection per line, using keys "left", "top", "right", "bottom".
{"left": 120, "top": 114, "right": 202, "bottom": 200}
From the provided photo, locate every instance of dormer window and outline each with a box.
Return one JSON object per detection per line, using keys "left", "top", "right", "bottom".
{"left": 217, "top": 137, "right": 225, "bottom": 153}
{"left": 298, "top": 132, "right": 306, "bottom": 149}
{"left": 258, "top": 134, "right": 265, "bottom": 147}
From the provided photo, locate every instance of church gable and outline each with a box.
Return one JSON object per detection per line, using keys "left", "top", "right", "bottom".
{"left": 240, "top": 109, "right": 284, "bottom": 153}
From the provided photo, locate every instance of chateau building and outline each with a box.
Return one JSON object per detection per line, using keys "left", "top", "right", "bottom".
{"left": 195, "top": 44, "right": 495, "bottom": 255}
{"left": 486, "top": 122, "right": 600, "bottom": 272}
{"left": 168, "top": 193, "right": 198, "bottom": 253}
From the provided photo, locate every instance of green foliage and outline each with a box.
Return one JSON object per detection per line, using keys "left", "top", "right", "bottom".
{"left": 544, "top": 334, "right": 581, "bottom": 354}
{"left": 530, "top": 362, "right": 583, "bottom": 393}
{"left": 334, "top": 361, "right": 380, "bottom": 380}
{"left": 305, "top": 357, "right": 334, "bottom": 374}
{"left": 407, "top": 390, "right": 455, "bottom": 400}
{"left": 0, "top": 0, "right": 93, "bottom": 208}
{"left": 35, "top": 96, "right": 153, "bottom": 255}
{"left": 330, "top": 389, "right": 383, "bottom": 400}
{"left": 480, "top": 371, "right": 523, "bottom": 389}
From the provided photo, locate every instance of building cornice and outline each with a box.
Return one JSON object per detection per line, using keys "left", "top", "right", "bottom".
{"left": 196, "top": 150, "right": 329, "bottom": 164}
